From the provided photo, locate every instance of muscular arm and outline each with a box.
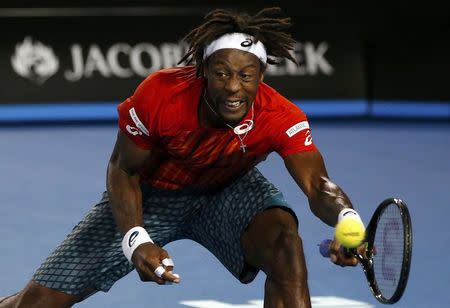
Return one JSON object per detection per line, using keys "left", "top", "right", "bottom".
{"left": 107, "top": 130, "right": 179, "bottom": 283}
{"left": 284, "top": 151, "right": 353, "bottom": 227}
{"left": 107, "top": 130, "right": 151, "bottom": 235}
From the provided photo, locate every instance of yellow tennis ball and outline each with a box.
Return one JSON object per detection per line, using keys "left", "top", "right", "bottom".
{"left": 335, "top": 218, "right": 366, "bottom": 248}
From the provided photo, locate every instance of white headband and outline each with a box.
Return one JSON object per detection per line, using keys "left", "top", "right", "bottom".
{"left": 203, "top": 32, "right": 267, "bottom": 64}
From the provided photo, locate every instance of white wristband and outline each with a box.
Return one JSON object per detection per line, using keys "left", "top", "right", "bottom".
{"left": 338, "top": 208, "right": 363, "bottom": 225}
{"left": 122, "top": 226, "right": 153, "bottom": 263}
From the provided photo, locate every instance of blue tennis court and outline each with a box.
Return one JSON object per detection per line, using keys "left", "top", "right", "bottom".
{"left": 1, "top": 121, "right": 449, "bottom": 307}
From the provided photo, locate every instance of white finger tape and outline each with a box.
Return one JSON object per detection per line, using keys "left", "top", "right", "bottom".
{"left": 154, "top": 265, "right": 166, "bottom": 278}
{"left": 162, "top": 258, "right": 174, "bottom": 267}
{"left": 164, "top": 273, "right": 180, "bottom": 285}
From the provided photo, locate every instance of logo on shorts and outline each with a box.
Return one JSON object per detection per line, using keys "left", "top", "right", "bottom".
{"left": 128, "top": 231, "right": 139, "bottom": 247}
{"left": 240, "top": 38, "right": 253, "bottom": 47}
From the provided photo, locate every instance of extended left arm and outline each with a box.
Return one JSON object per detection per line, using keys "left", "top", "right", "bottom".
{"left": 284, "top": 151, "right": 354, "bottom": 226}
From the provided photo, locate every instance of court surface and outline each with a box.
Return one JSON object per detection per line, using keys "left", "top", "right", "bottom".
{"left": 0, "top": 121, "right": 449, "bottom": 307}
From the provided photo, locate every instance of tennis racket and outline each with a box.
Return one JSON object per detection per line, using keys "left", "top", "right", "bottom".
{"left": 319, "top": 197, "right": 413, "bottom": 304}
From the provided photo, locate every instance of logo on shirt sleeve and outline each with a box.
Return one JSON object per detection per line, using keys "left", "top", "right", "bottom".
{"left": 286, "top": 121, "right": 310, "bottom": 137}
{"left": 129, "top": 107, "right": 149, "bottom": 136}
{"left": 126, "top": 125, "right": 142, "bottom": 136}
{"left": 304, "top": 130, "right": 313, "bottom": 146}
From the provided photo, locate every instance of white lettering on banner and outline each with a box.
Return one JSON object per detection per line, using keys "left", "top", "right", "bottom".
{"left": 84, "top": 45, "right": 112, "bottom": 78}
{"left": 63, "top": 41, "right": 188, "bottom": 82}
{"left": 305, "top": 42, "right": 334, "bottom": 75}
{"left": 180, "top": 296, "right": 374, "bottom": 307}
{"left": 11, "top": 37, "right": 333, "bottom": 84}
{"left": 64, "top": 45, "right": 83, "bottom": 81}
{"left": 130, "top": 43, "right": 161, "bottom": 77}
{"left": 107, "top": 43, "right": 133, "bottom": 77}
{"left": 161, "top": 43, "right": 184, "bottom": 68}
{"left": 265, "top": 41, "right": 334, "bottom": 76}
{"left": 129, "top": 107, "right": 149, "bottom": 136}
{"left": 286, "top": 121, "right": 310, "bottom": 137}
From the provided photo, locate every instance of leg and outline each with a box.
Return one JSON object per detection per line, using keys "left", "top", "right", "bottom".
{"left": 1, "top": 194, "right": 132, "bottom": 308}
{"left": 1, "top": 188, "right": 188, "bottom": 308}
{"left": 241, "top": 207, "right": 311, "bottom": 308}
{"left": 0, "top": 281, "right": 90, "bottom": 308}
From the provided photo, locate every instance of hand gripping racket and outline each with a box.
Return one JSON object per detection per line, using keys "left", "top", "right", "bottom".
{"left": 319, "top": 198, "right": 413, "bottom": 304}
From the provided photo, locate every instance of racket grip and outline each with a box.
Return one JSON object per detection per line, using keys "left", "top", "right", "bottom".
{"left": 319, "top": 239, "right": 332, "bottom": 257}
{"left": 319, "top": 239, "right": 349, "bottom": 258}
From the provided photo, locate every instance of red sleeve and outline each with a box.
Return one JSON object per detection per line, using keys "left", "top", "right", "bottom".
{"left": 272, "top": 103, "right": 318, "bottom": 158}
{"left": 117, "top": 74, "right": 161, "bottom": 150}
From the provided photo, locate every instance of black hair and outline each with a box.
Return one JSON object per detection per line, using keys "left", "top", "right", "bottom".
{"left": 178, "top": 7, "right": 297, "bottom": 76}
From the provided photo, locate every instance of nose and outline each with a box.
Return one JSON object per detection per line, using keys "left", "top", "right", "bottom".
{"left": 224, "top": 75, "right": 241, "bottom": 94}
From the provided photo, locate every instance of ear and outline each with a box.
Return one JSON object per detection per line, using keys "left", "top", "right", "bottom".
{"left": 202, "top": 63, "right": 208, "bottom": 79}
{"left": 259, "top": 63, "right": 266, "bottom": 82}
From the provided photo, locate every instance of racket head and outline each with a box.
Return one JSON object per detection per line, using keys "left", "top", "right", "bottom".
{"left": 362, "top": 197, "right": 413, "bottom": 304}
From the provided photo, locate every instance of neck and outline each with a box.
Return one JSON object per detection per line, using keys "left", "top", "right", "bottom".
{"left": 201, "top": 90, "right": 253, "bottom": 129}
{"left": 199, "top": 94, "right": 224, "bottom": 128}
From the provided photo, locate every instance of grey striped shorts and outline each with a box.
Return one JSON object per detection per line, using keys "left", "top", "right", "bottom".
{"left": 32, "top": 168, "right": 294, "bottom": 295}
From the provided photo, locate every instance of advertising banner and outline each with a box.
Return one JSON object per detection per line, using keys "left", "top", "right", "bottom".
{"left": 0, "top": 15, "right": 368, "bottom": 121}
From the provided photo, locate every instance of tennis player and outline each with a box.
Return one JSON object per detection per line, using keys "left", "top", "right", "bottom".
{"left": 0, "top": 7, "right": 361, "bottom": 308}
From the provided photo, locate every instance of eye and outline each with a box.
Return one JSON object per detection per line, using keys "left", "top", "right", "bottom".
{"left": 240, "top": 73, "right": 253, "bottom": 81}
{"left": 215, "top": 71, "right": 228, "bottom": 79}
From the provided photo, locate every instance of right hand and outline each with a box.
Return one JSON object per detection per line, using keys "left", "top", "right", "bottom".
{"left": 328, "top": 239, "right": 367, "bottom": 267}
{"left": 131, "top": 242, "right": 180, "bottom": 285}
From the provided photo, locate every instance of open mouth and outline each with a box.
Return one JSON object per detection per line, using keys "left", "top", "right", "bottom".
{"left": 223, "top": 99, "right": 245, "bottom": 111}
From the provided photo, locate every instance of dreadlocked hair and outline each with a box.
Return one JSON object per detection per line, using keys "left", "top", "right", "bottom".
{"left": 178, "top": 7, "right": 297, "bottom": 76}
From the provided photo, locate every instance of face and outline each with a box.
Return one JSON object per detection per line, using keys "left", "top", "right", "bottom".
{"left": 203, "top": 48, "right": 264, "bottom": 126}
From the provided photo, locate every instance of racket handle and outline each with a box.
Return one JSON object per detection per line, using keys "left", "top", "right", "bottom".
{"left": 319, "top": 239, "right": 332, "bottom": 257}
{"left": 318, "top": 239, "right": 350, "bottom": 257}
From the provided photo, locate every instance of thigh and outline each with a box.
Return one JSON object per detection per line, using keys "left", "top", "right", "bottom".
{"left": 241, "top": 206, "right": 300, "bottom": 272}
{"left": 188, "top": 168, "right": 296, "bottom": 283}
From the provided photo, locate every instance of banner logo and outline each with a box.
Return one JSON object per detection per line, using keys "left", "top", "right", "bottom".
{"left": 11, "top": 37, "right": 59, "bottom": 84}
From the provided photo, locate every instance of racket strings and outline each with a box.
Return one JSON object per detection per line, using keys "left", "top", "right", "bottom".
{"left": 373, "top": 204, "right": 404, "bottom": 299}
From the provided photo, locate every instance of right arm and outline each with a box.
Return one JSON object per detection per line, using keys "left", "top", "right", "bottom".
{"left": 107, "top": 130, "right": 148, "bottom": 234}
{"left": 107, "top": 130, "right": 180, "bottom": 284}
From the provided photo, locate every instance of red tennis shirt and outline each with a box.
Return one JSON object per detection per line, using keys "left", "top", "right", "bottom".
{"left": 118, "top": 66, "right": 317, "bottom": 190}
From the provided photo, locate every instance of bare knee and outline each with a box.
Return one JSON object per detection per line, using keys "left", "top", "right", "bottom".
{"left": 265, "top": 228, "right": 306, "bottom": 278}
{"left": 8, "top": 281, "right": 83, "bottom": 308}
{"left": 243, "top": 208, "right": 307, "bottom": 280}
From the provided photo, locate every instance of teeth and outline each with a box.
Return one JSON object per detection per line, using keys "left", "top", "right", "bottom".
{"left": 225, "top": 100, "right": 242, "bottom": 107}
